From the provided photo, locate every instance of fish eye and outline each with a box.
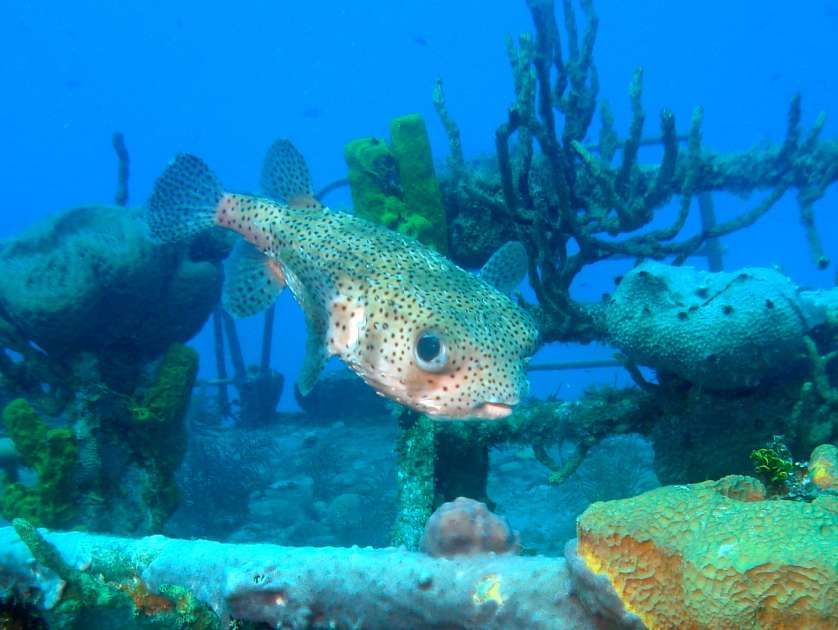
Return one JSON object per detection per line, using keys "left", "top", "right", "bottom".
{"left": 417, "top": 334, "right": 441, "bottom": 361}
{"left": 415, "top": 331, "right": 448, "bottom": 373}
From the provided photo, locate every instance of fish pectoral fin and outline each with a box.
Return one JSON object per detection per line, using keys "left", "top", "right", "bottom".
{"left": 298, "top": 316, "right": 329, "bottom": 396}
{"left": 478, "top": 241, "right": 529, "bottom": 295}
{"left": 261, "top": 139, "right": 321, "bottom": 209}
{"left": 222, "top": 241, "right": 286, "bottom": 318}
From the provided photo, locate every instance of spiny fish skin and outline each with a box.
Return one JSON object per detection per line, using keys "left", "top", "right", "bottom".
{"left": 148, "top": 148, "right": 539, "bottom": 419}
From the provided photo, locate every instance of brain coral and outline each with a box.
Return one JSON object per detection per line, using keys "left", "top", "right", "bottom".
{"left": 605, "top": 261, "right": 822, "bottom": 389}
{"left": 0, "top": 206, "right": 223, "bottom": 361}
{"left": 422, "top": 497, "right": 520, "bottom": 557}
{"left": 575, "top": 475, "right": 838, "bottom": 630}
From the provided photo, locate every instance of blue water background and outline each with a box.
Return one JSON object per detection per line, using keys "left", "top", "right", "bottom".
{"left": 1, "top": 1, "right": 836, "bottom": 410}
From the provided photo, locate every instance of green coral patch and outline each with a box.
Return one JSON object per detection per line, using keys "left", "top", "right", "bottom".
{"left": 136, "top": 344, "right": 197, "bottom": 530}
{"left": 133, "top": 343, "right": 199, "bottom": 430}
{"left": 1, "top": 399, "right": 78, "bottom": 527}
{"left": 344, "top": 137, "right": 405, "bottom": 226}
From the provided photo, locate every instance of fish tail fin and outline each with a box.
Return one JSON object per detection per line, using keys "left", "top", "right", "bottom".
{"left": 147, "top": 154, "right": 224, "bottom": 242}
{"left": 261, "top": 139, "right": 323, "bottom": 210}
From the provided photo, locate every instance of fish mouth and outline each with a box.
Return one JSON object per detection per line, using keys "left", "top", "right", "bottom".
{"left": 470, "top": 402, "right": 514, "bottom": 419}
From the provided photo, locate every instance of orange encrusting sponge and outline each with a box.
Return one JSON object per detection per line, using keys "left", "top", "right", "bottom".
{"left": 576, "top": 475, "right": 837, "bottom": 630}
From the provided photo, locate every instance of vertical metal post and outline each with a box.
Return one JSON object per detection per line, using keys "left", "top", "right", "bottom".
{"left": 260, "top": 304, "right": 275, "bottom": 375}
{"left": 698, "top": 192, "right": 724, "bottom": 272}
{"left": 212, "top": 305, "right": 230, "bottom": 417}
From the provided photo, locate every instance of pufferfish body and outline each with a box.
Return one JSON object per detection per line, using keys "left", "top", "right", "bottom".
{"left": 147, "top": 140, "right": 539, "bottom": 419}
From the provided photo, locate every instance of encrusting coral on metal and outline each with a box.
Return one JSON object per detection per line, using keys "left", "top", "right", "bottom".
{"left": 0, "top": 519, "right": 603, "bottom": 629}
{"left": 435, "top": 0, "right": 838, "bottom": 345}
{"left": 2, "top": 456, "right": 834, "bottom": 629}
{"left": 391, "top": 0, "right": 838, "bottom": 539}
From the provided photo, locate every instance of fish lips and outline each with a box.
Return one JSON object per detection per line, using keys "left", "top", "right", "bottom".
{"left": 468, "top": 401, "right": 514, "bottom": 420}
{"left": 410, "top": 399, "right": 515, "bottom": 420}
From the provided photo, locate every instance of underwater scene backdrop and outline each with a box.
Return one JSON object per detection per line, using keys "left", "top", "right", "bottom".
{"left": 0, "top": 1, "right": 836, "bottom": 628}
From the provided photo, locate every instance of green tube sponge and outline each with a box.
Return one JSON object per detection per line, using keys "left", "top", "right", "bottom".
{"left": 2, "top": 399, "right": 47, "bottom": 466}
{"left": 343, "top": 114, "right": 449, "bottom": 253}
{"left": 389, "top": 114, "right": 448, "bottom": 254}
{"left": 134, "top": 343, "right": 199, "bottom": 431}
{"left": 344, "top": 137, "right": 408, "bottom": 230}
{"left": 129, "top": 344, "right": 198, "bottom": 530}
{"left": 1, "top": 399, "right": 78, "bottom": 527}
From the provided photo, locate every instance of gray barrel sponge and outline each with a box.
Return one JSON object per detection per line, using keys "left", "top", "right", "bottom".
{"left": 0, "top": 206, "right": 222, "bottom": 361}
{"left": 605, "top": 261, "right": 822, "bottom": 389}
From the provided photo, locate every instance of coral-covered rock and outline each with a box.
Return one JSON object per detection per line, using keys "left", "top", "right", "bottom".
{"left": 0, "top": 206, "right": 223, "bottom": 363}
{"left": 422, "top": 496, "right": 519, "bottom": 557}
{"left": 605, "top": 262, "right": 823, "bottom": 389}
{"left": 575, "top": 475, "right": 838, "bottom": 630}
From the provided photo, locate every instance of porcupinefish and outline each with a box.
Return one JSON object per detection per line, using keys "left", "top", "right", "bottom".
{"left": 147, "top": 140, "right": 539, "bottom": 419}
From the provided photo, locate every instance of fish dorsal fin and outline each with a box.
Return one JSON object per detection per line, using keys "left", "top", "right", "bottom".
{"left": 261, "top": 139, "right": 323, "bottom": 211}
{"left": 478, "top": 241, "right": 529, "bottom": 294}
{"left": 222, "top": 241, "right": 286, "bottom": 318}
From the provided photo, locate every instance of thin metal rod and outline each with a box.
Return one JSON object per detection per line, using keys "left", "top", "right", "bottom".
{"left": 222, "top": 310, "right": 247, "bottom": 381}
{"left": 698, "top": 192, "right": 724, "bottom": 271}
{"left": 212, "top": 306, "right": 230, "bottom": 414}
{"left": 111, "top": 131, "right": 130, "bottom": 206}
{"left": 315, "top": 178, "right": 349, "bottom": 201}
{"left": 526, "top": 359, "right": 622, "bottom": 372}
{"left": 260, "top": 304, "right": 275, "bottom": 374}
